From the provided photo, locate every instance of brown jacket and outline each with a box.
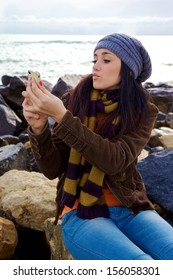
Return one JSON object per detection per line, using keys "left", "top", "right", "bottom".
{"left": 28, "top": 97, "right": 158, "bottom": 221}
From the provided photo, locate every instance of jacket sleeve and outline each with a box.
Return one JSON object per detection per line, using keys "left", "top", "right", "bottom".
{"left": 53, "top": 102, "right": 158, "bottom": 176}
{"left": 28, "top": 121, "right": 70, "bottom": 179}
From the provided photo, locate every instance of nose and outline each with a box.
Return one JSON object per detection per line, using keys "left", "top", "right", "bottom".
{"left": 93, "top": 60, "right": 101, "bottom": 71}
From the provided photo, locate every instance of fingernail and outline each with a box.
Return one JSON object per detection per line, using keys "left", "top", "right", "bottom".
{"left": 39, "top": 80, "right": 43, "bottom": 86}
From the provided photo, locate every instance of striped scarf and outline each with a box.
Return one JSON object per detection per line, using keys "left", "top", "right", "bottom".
{"left": 61, "top": 89, "right": 120, "bottom": 219}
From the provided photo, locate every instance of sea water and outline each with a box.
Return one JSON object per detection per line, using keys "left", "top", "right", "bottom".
{"left": 0, "top": 34, "right": 173, "bottom": 85}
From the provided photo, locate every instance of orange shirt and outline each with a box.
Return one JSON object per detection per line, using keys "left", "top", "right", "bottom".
{"left": 60, "top": 184, "right": 122, "bottom": 218}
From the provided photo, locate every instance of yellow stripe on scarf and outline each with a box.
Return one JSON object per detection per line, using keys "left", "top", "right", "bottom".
{"left": 104, "top": 102, "right": 118, "bottom": 113}
{"left": 79, "top": 165, "right": 104, "bottom": 188}
{"left": 86, "top": 166, "right": 105, "bottom": 186}
{"left": 79, "top": 173, "right": 90, "bottom": 187}
{"left": 68, "top": 148, "right": 81, "bottom": 164}
{"left": 64, "top": 178, "right": 80, "bottom": 195}
{"left": 80, "top": 191, "right": 105, "bottom": 206}
{"left": 91, "top": 90, "right": 99, "bottom": 100}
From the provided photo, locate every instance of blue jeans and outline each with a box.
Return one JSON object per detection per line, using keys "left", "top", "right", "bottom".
{"left": 61, "top": 206, "right": 173, "bottom": 260}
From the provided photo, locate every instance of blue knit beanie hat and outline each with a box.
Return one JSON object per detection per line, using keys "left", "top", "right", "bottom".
{"left": 94, "top": 33, "right": 152, "bottom": 83}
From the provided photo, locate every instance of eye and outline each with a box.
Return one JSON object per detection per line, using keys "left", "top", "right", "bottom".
{"left": 104, "top": 59, "right": 110, "bottom": 63}
{"left": 92, "top": 60, "right": 97, "bottom": 64}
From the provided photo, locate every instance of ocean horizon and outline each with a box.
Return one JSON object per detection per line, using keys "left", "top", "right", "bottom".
{"left": 1, "top": 34, "right": 173, "bottom": 85}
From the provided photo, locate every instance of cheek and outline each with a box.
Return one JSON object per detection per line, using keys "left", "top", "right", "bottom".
{"left": 113, "top": 60, "right": 121, "bottom": 78}
{"left": 109, "top": 67, "right": 121, "bottom": 81}
{"left": 106, "top": 69, "right": 121, "bottom": 88}
{"left": 116, "top": 69, "right": 121, "bottom": 82}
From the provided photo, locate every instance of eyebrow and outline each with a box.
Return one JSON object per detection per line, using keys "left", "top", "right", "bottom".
{"left": 94, "top": 51, "right": 113, "bottom": 57}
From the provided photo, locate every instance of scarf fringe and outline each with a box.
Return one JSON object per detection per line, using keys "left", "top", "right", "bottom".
{"left": 76, "top": 203, "right": 110, "bottom": 219}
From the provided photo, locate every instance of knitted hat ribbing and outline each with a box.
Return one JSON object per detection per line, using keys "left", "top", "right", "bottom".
{"left": 94, "top": 33, "right": 152, "bottom": 83}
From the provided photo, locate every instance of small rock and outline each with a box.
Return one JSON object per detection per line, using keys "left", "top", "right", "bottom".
{"left": 0, "top": 217, "right": 18, "bottom": 259}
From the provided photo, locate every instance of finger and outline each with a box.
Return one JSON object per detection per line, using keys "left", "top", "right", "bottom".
{"left": 26, "top": 78, "right": 32, "bottom": 90}
{"left": 30, "top": 78, "right": 53, "bottom": 101}
{"left": 24, "top": 80, "right": 42, "bottom": 108}
{"left": 22, "top": 97, "right": 28, "bottom": 106}
{"left": 22, "top": 91, "right": 26, "bottom": 99}
{"left": 30, "top": 78, "right": 45, "bottom": 99}
{"left": 37, "top": 80, "right": 52, "bottom": 97}
{"left": 22, "top": 91, "right": 29, "bottom": 98}
{"left": 23, "top": 110, "right": 40, "bottom": 120}
{"left": 23, "top": 97, "right": 33, "bottom": 107}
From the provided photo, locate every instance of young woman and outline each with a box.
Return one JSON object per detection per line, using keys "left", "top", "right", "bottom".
{"left": 22, "top": 33, "right": 173, "bottom": 260}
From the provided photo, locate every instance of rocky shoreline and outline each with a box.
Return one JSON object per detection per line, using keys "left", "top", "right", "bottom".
{"left": 0, "top": 74, "right": 173, "bottom": 260}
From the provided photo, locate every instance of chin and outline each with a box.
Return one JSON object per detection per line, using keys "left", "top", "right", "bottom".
{"left": 93, "top": 86, "right": 103, "bottom": 90}
{"left": 93, "top": 82, "right": 104, "bottom": 90}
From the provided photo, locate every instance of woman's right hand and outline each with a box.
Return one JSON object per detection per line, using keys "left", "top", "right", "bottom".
{"left": 22, "top": 95, "right": 48, "bottom": 134}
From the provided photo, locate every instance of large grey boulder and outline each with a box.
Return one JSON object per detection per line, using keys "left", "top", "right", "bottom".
{"left": 137, "top": 149, "right": 173, "bottom": 216}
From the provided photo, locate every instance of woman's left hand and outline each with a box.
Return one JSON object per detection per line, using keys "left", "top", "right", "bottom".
{"left": 22, "top": 77, "right": 67, "bottom": 123}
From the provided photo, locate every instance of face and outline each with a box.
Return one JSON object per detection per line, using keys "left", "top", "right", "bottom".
{"left": 92, "top": 48, "right": 121, "bottom": 90}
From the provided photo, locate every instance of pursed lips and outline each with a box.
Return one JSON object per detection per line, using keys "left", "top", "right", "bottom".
{"left": 93, "top": 73, "right": 100, "bottom": 79}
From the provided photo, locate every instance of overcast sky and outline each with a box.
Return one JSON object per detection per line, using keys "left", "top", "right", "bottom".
{"left": 0, "top": 0, "right": 173, "bottom": 35}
